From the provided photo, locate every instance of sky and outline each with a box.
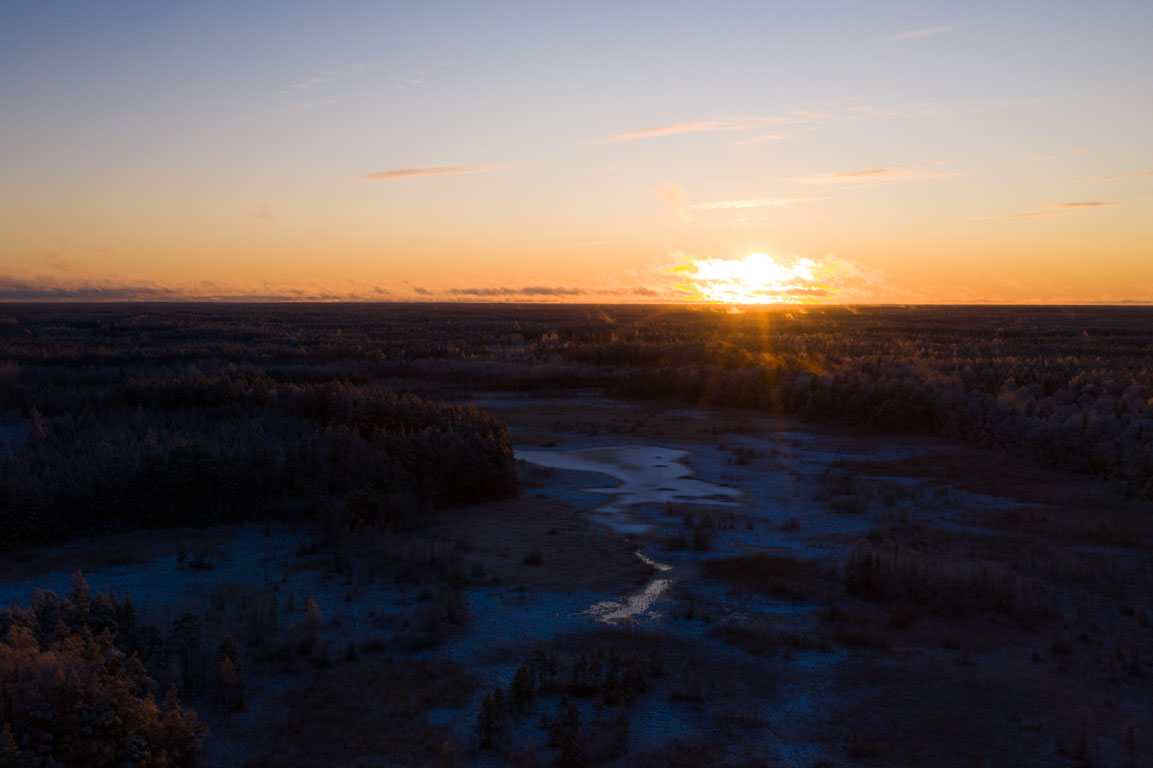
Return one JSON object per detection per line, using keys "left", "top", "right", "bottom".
{"left": 1, "top": 0, "right": 1150, "bottom": 303}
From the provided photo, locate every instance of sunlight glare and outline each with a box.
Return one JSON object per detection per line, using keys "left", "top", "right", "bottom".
{"left": 674, "top": 252, "right": 836, "bottom": 304}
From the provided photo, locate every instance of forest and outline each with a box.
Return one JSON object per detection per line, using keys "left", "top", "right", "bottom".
{"left": 0, "top": 302, "right": 1150, "bottom": 767}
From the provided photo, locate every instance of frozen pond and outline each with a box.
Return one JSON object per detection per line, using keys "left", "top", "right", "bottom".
{"left": 515, "top": 444, "right": 741, "bottom": 534}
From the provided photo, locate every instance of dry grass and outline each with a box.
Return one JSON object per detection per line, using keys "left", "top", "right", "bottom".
{"left": 704, "top": 553, "right": 836, "bottom": 601}
{"left": 0, "top": 527, "right": 234, "bottom": 581}
{"left": 627, "top": 739, "right": 774, "bottom": 768}
{"left": 247, "top": 657, "right": 473, "bottom": 768}
{"left": 844, "top": 539, "right": 1054, "bottom": 626}
{"left": 424, "top": 494, "right": 652, "bottom": 592}
{"left": 828, "top": 658, "right": 1039, "bottom": 768}
{"left": 836, "top": 448, "right": 1152, "bottom": 548}
{"left": 712, "top": 617, "right": 832, "bottom": 656}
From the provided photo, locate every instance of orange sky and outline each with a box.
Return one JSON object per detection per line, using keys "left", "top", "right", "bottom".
{"left": 1, "top": 2, "right": 1150, "bottom": 303}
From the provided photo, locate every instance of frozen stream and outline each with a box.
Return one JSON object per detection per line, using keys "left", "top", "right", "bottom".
{"left": 515, "top": 444, "right": 741, "bottom": 623}
{"left": 515, "top": 444, "right": 741, "bottom": 534}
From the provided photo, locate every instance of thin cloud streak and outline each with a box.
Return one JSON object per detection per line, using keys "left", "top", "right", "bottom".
{"left": 1089, "top": 170, "right": 1153, "bottom": 180}
{"left": 689, "top": 197, "right": 821, "bottom": 210}
{"left": 597, "top": 99, "right": 1038, "bottom": 146}
{"left": 788, "top": 166, "right": 962, "bottom": 184}
{"left": 447, "top": 286, "right": 586, "bottom": 297}
{"left": 360, "top": 165, "right": 504, "bottom": 181}
{"left": 994, "top": 211, "right": 1068, "bottom": 219}
{"left": 598, "top": 120, "right": 733, "bottom": 144}
{"left": 598, "top": 112, "right": 827, "bottom": 144}
{"left": 0, "top": 277, "right": 383, "bottom": 302}
{"left": 886, "top": 25, "right": 954, "bottom": 41}
{"left": 991, "top": 202, "right": 1121, "bottom": 219}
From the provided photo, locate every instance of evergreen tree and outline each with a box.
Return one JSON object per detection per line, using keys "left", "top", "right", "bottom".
{"left": 168, "top": 611, "right": 203, "bottom": 697}
{"left": 476, "top": 688, "right": 509, "bottom": 750}
{"left": 0, "top": 723, "right": 20, "bottom": 768}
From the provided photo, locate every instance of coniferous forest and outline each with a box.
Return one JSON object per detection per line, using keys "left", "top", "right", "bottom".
{"left": 1, "top": 303, "right": 1150, "bottom": 767}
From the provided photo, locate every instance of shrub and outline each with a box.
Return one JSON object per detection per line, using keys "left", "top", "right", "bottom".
{"left": 844, "top": 540, "right": 1054, "bottom": 625}
{"left": 704, "top": 554, "right": 834, "bottom": 601}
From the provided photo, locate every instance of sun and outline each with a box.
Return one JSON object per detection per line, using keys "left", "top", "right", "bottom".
{"left": 673, "top": 252, "right": 835, "bottom": 304}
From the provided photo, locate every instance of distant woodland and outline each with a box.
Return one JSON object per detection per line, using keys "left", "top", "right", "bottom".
{"left": 0, "top": 302, "right": 1151, "bottom": 767}
{"left": 1, "top": 303, "right": 1151, "bottom": 544}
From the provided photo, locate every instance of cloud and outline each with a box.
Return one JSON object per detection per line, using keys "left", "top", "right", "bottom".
{"left": 632, "top": 287, "right": 658, "bottom": 296}
{"left": 360, "top": 165, "right": 503, "bottom": 181}
{"left": 991, "top": 201, "right": 1121, "bottom": 219}
{"left": 599, "top": 120, "right": 732, "bottom": 144}
{"left": 0, "top": 277, "right": 197, "bottom": 301}
{"left": 250, "top": 203, "right": 274, "bottom": 226}
{"left": 788, "top": 166, "right": 962, "bottom": 184}
{"left": 732, "top": 134, "right": 786, "bottom": 145}
{"left": 689, "top": 197, "right": 820, "bottom": 211}
{"left": 995, "top": 211, "right": 1067, "bottom": 219}
{"left": 280, "top": 65, "right": 359, "bottom": 94}
{"left": 1089, "top": 170, "right": 1153, "bottom": 180}
{"left": 844, "top": 105, "right": 904, "bottom": 119}
{"left": 0, "top": 276, "right": 403, "bottom": 302}
{"left": 447, "top": 286, "right": 586, "bottom": 297}
{"left": 657, "top": 186, "right": 821, "bottom": 221}
{"left": 598, "top": 112, "right": 828, "bottom": 144}
{"left": 886, "top": 25, "right": 954, "bottom": 41}
{"left": 389, "top": 73, "right": 425, "bottom": 90}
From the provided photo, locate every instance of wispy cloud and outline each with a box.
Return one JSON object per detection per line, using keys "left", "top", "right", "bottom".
{"left": 280, "top": 65, "right": 360, "bottom": 94}
{"left": 597, "top": 98, "right": 1037, "bottom": 146}
{"left": 0, "top": 277, "right": 384, "bottom": 302}
{"left": 389, "top": 59, "right": 454, "bottom": 90}
{"left": 0, "top": 277, "right": 184, "bottom": 301}
{"left": 732, "top": 133, "right": 787, "bottom": 145}
{"left": 995, "top": 211, "right": 1068, "bottom": 219}
{"left": 689, "top": 197, "right": 821, "bottom": 211}
{"left": 447, "top": 286, "right": 586, "bottom": 297}
{"left": 599, "top": 120, "right": 733, "bottom": 144}
{"left": 250, "top": 203, "right": 274, "bottom": 227}
{"left": 360, "top": 165, "right": 504, "bottom": 181}
{"left": 886, "top": 25, "right": 954, "bottom": 41}
{"left": 389, "top": 70, "right": 428, "bottom": 90}
{"left": 656, "top": 186, "right": 821, "bottom": 222}
{"left": 1089, "top": 170, "right": 1153, "bottom": 180}
{"left": 992, "top": 201, "right": 1122, "bottom": 219}
{"left": 598, "top": 112, "right": 828, "bottom": 144}
{"left": 788, "top": 166, "right": 962, "bottom": 184}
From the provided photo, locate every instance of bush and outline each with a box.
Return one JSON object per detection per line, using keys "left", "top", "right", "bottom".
{"left": 844, "top": 540, "right": 1054, "bottom": 625}
{"left": 704, "top": 554, "right": 834, "bottom": 601}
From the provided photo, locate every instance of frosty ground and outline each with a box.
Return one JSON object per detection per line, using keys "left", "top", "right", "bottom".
{"left": 2, "top": 395, "right": 1150, "bottom": 767}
